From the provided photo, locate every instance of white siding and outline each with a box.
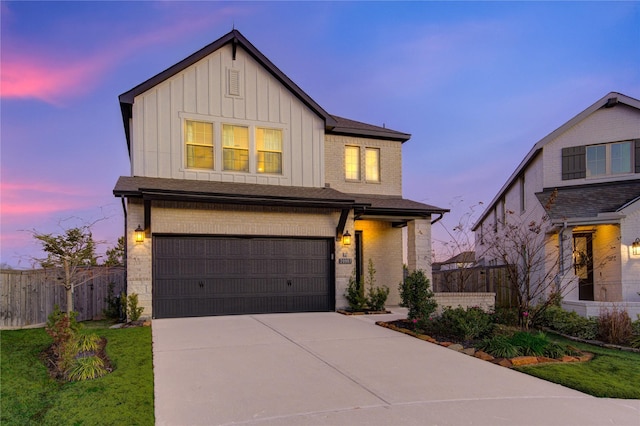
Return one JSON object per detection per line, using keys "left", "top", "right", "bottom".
{"left": 543, "top": 105, "right": 640, "bottom": 189}
{"left": 620, "top": 201, "right": 640, "bottom": 301}
{"left": 130, "top": 44, "right": 325, "bottom": 187}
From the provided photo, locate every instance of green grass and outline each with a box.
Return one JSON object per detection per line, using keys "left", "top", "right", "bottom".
{"left": 1, "top": 322, "right": 154, "bottom": 425}
{"left": 514, "top": 332, "right": 640, "bottom": 399}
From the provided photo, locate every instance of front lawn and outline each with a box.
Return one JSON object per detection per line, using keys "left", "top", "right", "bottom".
{"left": 514, "top": 332, "right": 640, "bottom": 399}
{"left": 1, "top": 323, "right": 154, "bottom": 425}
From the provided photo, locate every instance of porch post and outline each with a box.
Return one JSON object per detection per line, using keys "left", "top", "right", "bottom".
{"left": 407, "top": 218, "right": 432, "bottom": 280}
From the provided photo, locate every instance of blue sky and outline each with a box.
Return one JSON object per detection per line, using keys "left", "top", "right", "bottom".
{"left": 2, "top": 1, "right": 639, "bottom": 267}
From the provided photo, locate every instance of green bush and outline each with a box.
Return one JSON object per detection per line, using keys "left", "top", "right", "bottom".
{"left": 492, "top": 306, "right": 520, "bottom": 327}
{"left": 478, "top": 331, "right": 572, "bottom": 359}
{"left": 123, "top": 292, "right": 144, "bottom": 322}
{"left": 364, "top": 259, "right": 389, "bottom": 311}
{"left": 509, "top": 331, "right": 549, "bottom": 356}
{"left": 66, "top": 355, "right": 108, "bottom": 382}
{"left": 477, "top": 335, "right": 519, "bottom": 358}
{"left": 345, "top": 273, "right": 367, "bottom": 311}
{"left": 535, "top": 305, "right": 598, "bottom": 340}
{"left": 399, "top": 270, "right": 437, "bottom": 330}
{"left": 431, "top": 306, "right": 494, "bottom": 341}
{"left": 103, "top": 282, "right": 124, "bottom": 321}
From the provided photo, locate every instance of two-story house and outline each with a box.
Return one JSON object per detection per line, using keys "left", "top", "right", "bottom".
{"left": 113, "top": 30, "right": 447, "bottom": 319}
{"left": 473, "top": 92, "right": 640, "bottom": 317}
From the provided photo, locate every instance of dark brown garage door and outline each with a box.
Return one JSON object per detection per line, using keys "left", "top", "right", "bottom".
{"left": 153, "top": 236, "right": 334, "bottom": 318}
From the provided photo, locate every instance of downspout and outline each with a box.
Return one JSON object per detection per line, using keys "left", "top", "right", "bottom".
{"left": 431, "top": 212, "right": 444, "bottom": 225}
{"left": 120, "top": 196, "right": 128, "bottom": 296}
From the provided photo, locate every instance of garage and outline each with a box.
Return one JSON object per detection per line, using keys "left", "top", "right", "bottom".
{"left": 152, "top": 236, "right": 334, "bottom": 318}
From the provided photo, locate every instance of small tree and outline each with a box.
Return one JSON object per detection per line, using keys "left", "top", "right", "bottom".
{"left": 399, "top": 269, "right": 437, "bottom": 330}
{"left": 104, "top": 236, "right": 125, "bottom": 266}
{"left": 33, "top": 225, "right": 99, "bottom": 315}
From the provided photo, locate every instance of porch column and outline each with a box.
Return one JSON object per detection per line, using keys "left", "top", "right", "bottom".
{"left": 407, "top": 218, "right": 432, "bottom": 280}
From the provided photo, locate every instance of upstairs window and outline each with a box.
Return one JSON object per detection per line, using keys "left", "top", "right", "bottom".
{"left": 256, "top": 128, "right": 282, "bottom": 174}
{"left": 185, "top": 120, "right": 213, "bottom": 169}
{"left": 223, "top": 124, "right": 249, "bottom": 172}
{"left": 365, "top": 148, "right": 380, "bottom": 182}
{"left": 345, "top": 146, "right": 360, "bottom": 180}
{"left": 564, "top": 141, "right": 636, "bottom": 180}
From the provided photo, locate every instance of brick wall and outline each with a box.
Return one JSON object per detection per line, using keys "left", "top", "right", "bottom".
{"left": 433, "top": 292, "right": 496, "bottom": 314}
{"left": 324, "top": 134, "right": 402, "bottom": 196}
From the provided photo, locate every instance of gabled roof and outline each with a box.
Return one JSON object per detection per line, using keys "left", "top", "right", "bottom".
{"left": 536, "top": 179, "right": 640, "bottom": 222}
{"left": 119, "top": 29, "right": 337, "bottom": 151}
{"left": 330, "top": 116, "right": 411, "bottom": 142}
{"left": 437, "top": 251, "right": 475, "bottom": 265}
{"left": 472, "top": 92, "right": 640, "bottom": 230}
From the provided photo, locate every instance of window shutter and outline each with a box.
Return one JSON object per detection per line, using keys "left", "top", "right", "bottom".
{"left": 635, "top": 140, "right": 640, "bottom": 173}
{"left": 561, "top": 146, "right": 586, "bottom": 180}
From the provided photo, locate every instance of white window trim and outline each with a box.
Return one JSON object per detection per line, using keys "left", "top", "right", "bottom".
{"left": 585, "top": 141, "right": 634, "bottom": 178}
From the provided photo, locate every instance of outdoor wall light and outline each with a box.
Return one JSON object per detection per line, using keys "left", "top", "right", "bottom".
{"left": 134, "top": 225, "right": 145, "bottom": 243}
{"left": 342, "top": 231, "right": 352, "bottom": 246}
{"left": 632, "top": 238, "right": 640, "bottom": 256}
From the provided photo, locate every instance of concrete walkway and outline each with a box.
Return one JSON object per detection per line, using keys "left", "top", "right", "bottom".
{"left": 152, "top": 311, "right": 639, "bottom": 425}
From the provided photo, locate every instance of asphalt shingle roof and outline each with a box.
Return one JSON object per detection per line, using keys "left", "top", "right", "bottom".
{"left": 535, "top": 179, "right": 640, "bottom": 220}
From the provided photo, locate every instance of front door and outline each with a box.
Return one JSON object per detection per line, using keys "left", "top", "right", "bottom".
{"left": 573, "top": 233, "right": 594, "bottom": 301}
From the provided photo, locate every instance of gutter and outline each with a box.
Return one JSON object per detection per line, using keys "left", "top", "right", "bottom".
{"left": 119, "top": 196, "right": 128, "bottom": 296}
{"left": 431, "top": 212, "right": 445, "bottom": 225}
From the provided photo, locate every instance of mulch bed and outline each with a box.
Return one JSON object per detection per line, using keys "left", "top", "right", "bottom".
{"left": 41, "top": 337, "right": 113, "bottom": 382}
{"left": 377, "top": 319, "right": 594, "bottom": 368}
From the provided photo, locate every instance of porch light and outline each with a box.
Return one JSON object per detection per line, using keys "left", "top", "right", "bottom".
{"left": 632, "top": 238, "right": 640, "bottom": 256}
{"left": 134, "top": 225, "right": 145, "bottom": 243}
{"left": 342, "top": 231, "right": 352, "bottom": 246}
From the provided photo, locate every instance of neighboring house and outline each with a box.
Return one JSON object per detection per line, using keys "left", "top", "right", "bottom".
{"left": 435, "top": 251, "right": 476, "bottom": 271}
{"left": 473, "top": 92, "right": 640, "bottom": 317}
{"left": 113, "top": 30, "right": 447, "bottom": 319}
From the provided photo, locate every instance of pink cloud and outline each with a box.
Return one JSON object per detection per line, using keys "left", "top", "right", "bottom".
{"left": 0, "top": 180, "right": 96, "bottom": 217}
{"left": 1, "top": 8, "right": 240, "bottom": 105}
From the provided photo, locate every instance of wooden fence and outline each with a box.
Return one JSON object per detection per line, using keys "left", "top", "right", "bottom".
{"left": 432, "top": 265, "right": 518, "bottom": 308}
{"left": 0, "top": 266, "right": 125, "bottom": 329}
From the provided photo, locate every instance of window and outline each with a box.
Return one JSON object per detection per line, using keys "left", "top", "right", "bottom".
{"left": 345, "top": 146, "right": 360, "bottom": 180}
{"left": 256, "top": 128, "right": 282, "bottom": 174}
{"left": 185, "top": 120, "right": 213, "bottom": 169}
{"left": 587, "top": 142, "right": 632, "bottom": 177}
{"left": 586, "top": 145, "right": 606, "bottom": 177}
{"left": 564, "top": 141, "right": 635, "bottom": 179}
{"left": 222, "top": 124, "right": 249, "bottom": 172}
{"left": 365, "top": 148, "right": 380, "bottom": 182}
{"left": 611, "top": 142, "right": 632, "bottom": 174}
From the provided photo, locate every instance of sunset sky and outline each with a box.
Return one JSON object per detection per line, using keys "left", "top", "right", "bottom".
{"left": 2, "top": 1, "right": 639, "bottom": 267}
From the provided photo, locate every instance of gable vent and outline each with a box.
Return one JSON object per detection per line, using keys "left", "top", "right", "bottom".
{"left": 228, "top": 69, "right": 240, "bottom": 96}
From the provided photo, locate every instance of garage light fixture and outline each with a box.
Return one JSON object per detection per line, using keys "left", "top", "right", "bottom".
{"left": 632, "top": 238, "right": 640, "bottom": 256}
{"left": 342, "top": 231, "right": 351, "bottom": 246}
{"left": 135, "top": 225, "right": 145, "bottom": 243}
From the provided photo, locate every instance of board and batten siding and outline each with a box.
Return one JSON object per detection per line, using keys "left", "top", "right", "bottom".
{"left": 130, "top": 43, "right": 325, "bottom": 187}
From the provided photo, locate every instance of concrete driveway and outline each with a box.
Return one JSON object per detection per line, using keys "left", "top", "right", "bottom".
{"left": 152, "top": 311, "right": 639, "bottom": 425}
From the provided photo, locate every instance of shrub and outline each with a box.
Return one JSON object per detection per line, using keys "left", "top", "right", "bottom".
{"left": 598, "top": 307, "right": 634, "bottom": 345}
{"left": 432, "top": 306, "right": 494, "bottom": 341}
{"left": 478, "top": 331, "right": 571, "bottom": 359}
{"left": 477, "top": 335, "right": 519, "bottom": 358}
{"left": 535, "top": 305, "right": 598, "bottom": 340}
{"left": 123, "top": 292, "right": 145, "bottom": 322}
{"left": 399, "top": 270, "right": 437, "bottom": 329}
{"left": 45, "top": 305, "right": 80, "bottom": 371}
{"left": 103, "top": 282, "right": 124, "bottom": 321}
{"left": 75, "top": 333, "right": 101, "bottom": 354}
{"left": 66, "top": 355, "right": 108, "bottom": 381}
{"left": 364, "top": 259, "right": 389, "bottom": 311}
{"left": 510, "top": 331, "right": 549, "bottom": 356}
{"left": 345, "top": 273, "right": 367, "bottom": 311}
{"left": 492, "top": 306, "right": 520, "bottom": 327}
